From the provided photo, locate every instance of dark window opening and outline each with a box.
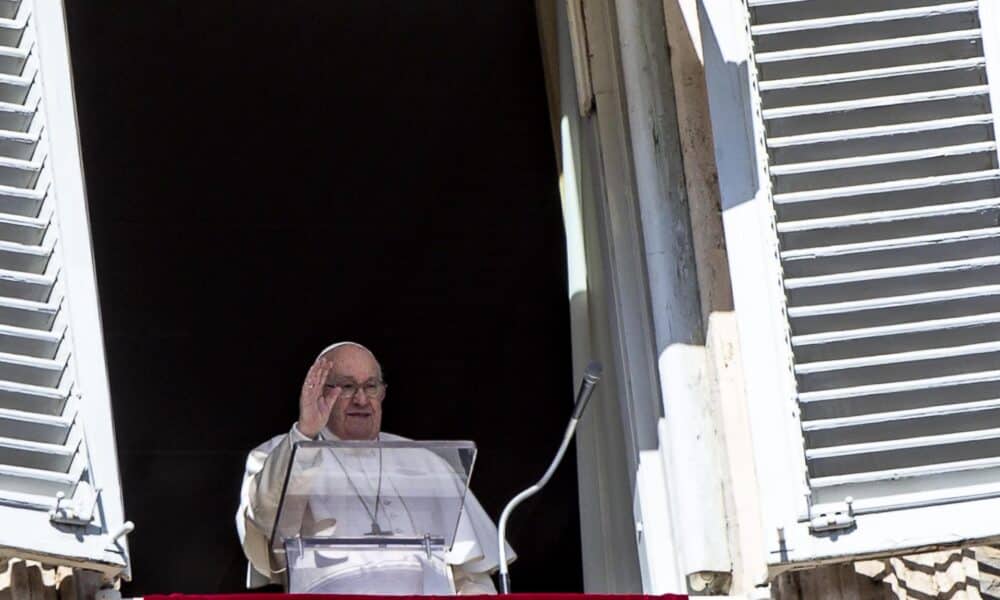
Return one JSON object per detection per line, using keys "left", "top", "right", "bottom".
{"left": 65, "top": 1, "right": 581, "bottom": 594}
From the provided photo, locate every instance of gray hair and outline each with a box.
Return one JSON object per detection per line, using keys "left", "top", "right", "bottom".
{"left": 316, "top": 341, "right": 384, "bottom": 381}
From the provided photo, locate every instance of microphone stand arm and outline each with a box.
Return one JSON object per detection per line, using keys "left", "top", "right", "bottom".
{"left": 497, "top": 416, "right": 581, "bottom": 594}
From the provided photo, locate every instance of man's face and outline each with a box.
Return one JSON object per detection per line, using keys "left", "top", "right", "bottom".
{"left": 322, "top": 345, "right": 384, "bottom": 440}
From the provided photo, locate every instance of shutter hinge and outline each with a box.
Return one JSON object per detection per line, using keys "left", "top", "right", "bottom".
{"left": 50, "top": 481, "right": 101, "bottom": 526}
{"left": 808, "top": 497, "right": 855, "bottom": 534}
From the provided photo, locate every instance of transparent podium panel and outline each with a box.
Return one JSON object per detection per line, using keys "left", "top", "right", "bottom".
{"left": 269, "top": 440, "right": 477, "bottom": 594}
{"left": 284, "top": 537, "right": 457, "bottom": 594}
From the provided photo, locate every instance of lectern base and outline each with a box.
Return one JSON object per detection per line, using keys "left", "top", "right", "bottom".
{"left": 287, "top": 547, "right": 454, "bottom": 595}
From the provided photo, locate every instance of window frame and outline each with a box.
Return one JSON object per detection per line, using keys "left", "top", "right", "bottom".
{"left": 701, "top": 0, "right": 1000, "bottom": 573}
{"left": 0, "top": 0, "right": 131, "bottom": 579}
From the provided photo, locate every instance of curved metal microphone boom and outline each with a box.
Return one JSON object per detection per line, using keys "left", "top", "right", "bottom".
{"left": 496, "top": 361, "right": 603, "bottom": 594}
{"left": 572, "top": 363, "right": 602, "bottom": 419}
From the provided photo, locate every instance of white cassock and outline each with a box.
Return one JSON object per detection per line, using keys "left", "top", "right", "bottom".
{"left": 236, "top": 424, "right": 515, "bottom": 595}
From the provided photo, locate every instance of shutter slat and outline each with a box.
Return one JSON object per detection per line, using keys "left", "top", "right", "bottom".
{"left": 796, "top": 324, "right": 1000, "bottom": 364}
{"left": 0, "top": 98, "right": 36, "bottom": 132}
{"left": 0, "top": 433, "right": 76, "bottom": 471}
{"left": 773, "top": 169, "right": 1000, "bottom": 204}
{"left": 0, "top": 2, "right": 18, "bottom": 21}
{"left": 0, "top": 181, "right": 46, "bottom": 202}
{"left": 784, "top": 254, "right": 1000, "bottom": 290}
{"left": 0, "top": 45, "right": 27, "bottom": 75}
{"left": 0, "top": 296, "right": 56, "bottom": 331}
{"left": 0, "top": 266, "right": 53, "bottom": 302}
{"left": 803, "top": 381, "right": 1000, "bottom": 421}
{"left": 0, "top": 128, "right": 37, "bottom": 161}
{"left": 778, "top": 196, "right": 1000, "bottom": 233}
{"left": 804, "top": 402, "right": 1000, "bottom": 450}
{"left": 789, "top": 284, "right": 1000, "bottom": 319}
{"left": 748, "top": 0, "right": 812, "bottom": 7}
{"left": 760, "top": 57, "right": 986, "bottom": 91}
{"left": 807, "top": 426, "right": 1000, "bottom": 461}
{"left": 782, "top": 228, "right": 1000, "bottom": 260}
{"left": 768, "top": 114, "right": 994, "bottom": 147}
{"left": 0, "top": 18, "right": 24, "bottom": 49}
{"left": 781, "top": 228, "right": 1000, "bottom": 280}
{"left": 804, "top": 398, "right": 1000, "bottom": 433}
{"left": 762, "top": 85, "right": 989, "bottom": 120}
{"left": 796, "top": 352, "right": 999, "bottom": 393}
{"left": 0, "top": 155, "right": 43, "bottom": 189}
{"left": 0, "top": 380, "right": 68, "bottom": 416}
{"left": 0, "top": 350, "right": 63, "bottom": 387}
{"left": 799, "top": 370, "right": 1000, "bottom": 404}
{"left": 771, "top": 141, "right": 996, "bottom": 174}
{"left": 0, "top": 406, "right": 71, "bottom": 444}
{"left": 0, "top": 456, "right": 79, "bottom": 499}
{"left": 797, "top": 339, "right": 1000, "bottom": 376}
{"left": 0, "top": 322, "right": 61, "bottom": 358}
{"left": 810, "top": 456, "right": 1000, "bottom": 489}
{"left": 0, "top": 240, "right": 50, "bottom": 275}
{"left": 790, "top": 293, "right": 1000, "bottom": 338}
{"left": 756, "top": 29, "right": 982, "bottom": 63}
{"left": 0, "top": 487, "right": 67, "bottom": 510}
{"left": 751, "top": 3, "right": 979, "bottom": 36}
{"left": 0, "top": 70, "right": 31, "bottom": 104}
{"left": 793, "top": 311, "right": 1000, "bottom": 347}
{"left": 0, "top": 214, "right": 48, "bottom": 244}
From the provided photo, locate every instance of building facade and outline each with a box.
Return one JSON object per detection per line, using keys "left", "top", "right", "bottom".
{"left": 538, "top": 0, "right": 1000, "bottom": 598}
{"left": 2, "top": 0, "right": 1000, "bottom": 598}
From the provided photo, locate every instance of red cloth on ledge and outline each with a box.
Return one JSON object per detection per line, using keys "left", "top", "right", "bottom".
{"left": 146, "top": 594, "right": 687, "bottom": 600}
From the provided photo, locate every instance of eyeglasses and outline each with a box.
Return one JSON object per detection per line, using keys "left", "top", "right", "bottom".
{"left": 325, "top": 379, "right": 386, "bottom": 400}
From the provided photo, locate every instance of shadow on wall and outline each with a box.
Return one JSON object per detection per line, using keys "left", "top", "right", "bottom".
{"left": 696, "top": 1, "right": 761, "bottom": 215}
{"left": 662, "top": 0, "right": 734, "bottom": 318}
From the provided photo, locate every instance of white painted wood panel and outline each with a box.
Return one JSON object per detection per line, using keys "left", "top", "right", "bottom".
{"left": 702, "top": 0, "right": 1000, "bottom": 570}
{"left": 0, "top": 0, "right": 129, "bottom": 580}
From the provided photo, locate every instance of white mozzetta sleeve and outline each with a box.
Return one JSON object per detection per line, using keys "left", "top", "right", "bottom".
{"left": 446, "top": 487, "right": 516, "bottom": 576}
{"left": 453, "top": 567, "right": 498, "bottom": 595}
{"left": 236, "top": 423, "right": 314, "bottom": 585}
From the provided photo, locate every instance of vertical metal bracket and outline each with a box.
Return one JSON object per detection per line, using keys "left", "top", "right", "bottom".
{"left": 808, "top": 497, "right": 856, "bottom": 534}
{"left": 50, "top": 481, "right": 101, "bottom": 526}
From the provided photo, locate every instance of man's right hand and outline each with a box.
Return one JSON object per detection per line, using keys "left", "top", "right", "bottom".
{"left": 297, "top": 357, "right": 341, "bottom": 439}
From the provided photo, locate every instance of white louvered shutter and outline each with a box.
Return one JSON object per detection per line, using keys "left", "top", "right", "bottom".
{"left": 0, "top": 0, "right": 129, "bottom": 579}
{"left": 703, "top": 0, "right": 1000, "bottom": 568}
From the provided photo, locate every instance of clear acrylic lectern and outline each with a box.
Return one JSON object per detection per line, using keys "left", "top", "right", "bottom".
{"left": 269, "top": 440, "right": 477, "bottom": 594}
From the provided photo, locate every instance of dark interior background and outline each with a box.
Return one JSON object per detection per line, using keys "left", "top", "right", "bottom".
{"left": 63, "top": 1, "right": 580, "bottom": 594}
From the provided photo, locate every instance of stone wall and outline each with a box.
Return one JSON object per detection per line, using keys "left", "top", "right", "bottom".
{"left": 774, "top": 547, "right": 1000, "bottom": 600}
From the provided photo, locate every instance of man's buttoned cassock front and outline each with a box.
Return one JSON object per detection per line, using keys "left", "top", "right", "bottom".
{"left": 236, "top": 424, "right": 515, "bottom": 594}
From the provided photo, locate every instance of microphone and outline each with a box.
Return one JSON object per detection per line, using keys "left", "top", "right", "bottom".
{"left": 572, "top": 361, "right": 603, "bottom": 419}
{"left": 496, "top": 361, "right": 604, "bottom": 594}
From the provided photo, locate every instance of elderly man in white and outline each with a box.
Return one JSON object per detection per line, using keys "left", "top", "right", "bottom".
{"left": 236, "top": 342, "right": 512, "bottom": 594}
